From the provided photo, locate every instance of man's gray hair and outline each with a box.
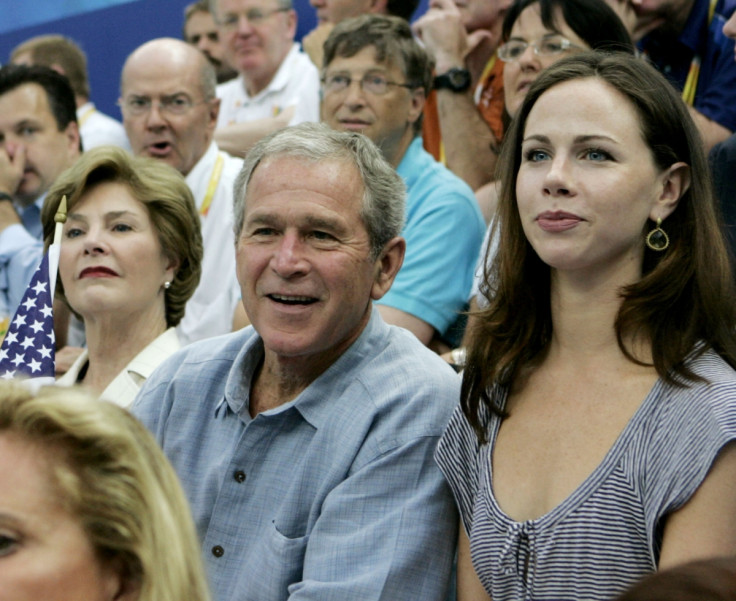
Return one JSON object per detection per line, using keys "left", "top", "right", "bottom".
{"left": 209, "top": 0, "right": 292, "bottom": 20}
{"left": 233, "top": 122, "right": 406, "bottom": 260}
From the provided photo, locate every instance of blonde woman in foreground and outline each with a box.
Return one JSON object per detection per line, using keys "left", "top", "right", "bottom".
{"left": 0, "top": 381, "right": 211, "bottom": 601}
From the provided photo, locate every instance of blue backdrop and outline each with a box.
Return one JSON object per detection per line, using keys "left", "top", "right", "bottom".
{"left": 1, "top": 0, "right": 429, "bottom": 119}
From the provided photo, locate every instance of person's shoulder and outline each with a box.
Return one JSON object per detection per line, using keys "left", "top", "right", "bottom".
{"left": 148, "top": 328, "right": 255, "bottom": 382}
{"left": 654, "top": 349, "right": 736, "bottom": 425}
{"left": 688, "top": 349, "right": 736, "bottom": 390}
{"left": 403, "top": 140, "right": 477, "bottom": 202}
{"left": 354, "top": 322, "right": 461, "bottom": 417}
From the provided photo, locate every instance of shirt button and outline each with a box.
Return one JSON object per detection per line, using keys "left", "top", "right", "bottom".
{"left": 234, "top": 470, "right": 246, "bottom": 483}
{"left": 212, "top": 545, "right": 224, "bottom": 558}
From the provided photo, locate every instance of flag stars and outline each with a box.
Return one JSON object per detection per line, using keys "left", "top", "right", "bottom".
{"left": 10, "top": 353, "right": 25, "bottom": 367}
{"left": 37, "top": 346, "right": 52, "bottom": 359}
{"left": 28, "top": 358, "right": 42, "bottom": 373}
{"left": 22, "top": 297, "right": 37, "bottom": 311}
{"left": 30, "top": 320, "right": 44, "bottom": 334}
{"left": 40, "top": 304, "right": 52, "bottom": 319}
{"left": 12, "top": 314, "right": 26, "bottom": 328}
{"left": 31, "top": 281, "right": 47, "bottom": 295}
{"left": 20, "top": 336, "right": 35, "bottom": 350}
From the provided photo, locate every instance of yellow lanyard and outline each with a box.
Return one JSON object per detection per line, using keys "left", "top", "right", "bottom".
{"left": 682, "top": 0, "right": 718, "bottom": 106}
{"left": 199, "top": 153, "right": 224, "bottom": 217}
{"left": 78, "top": 105, "right": 96, "bottom": 127}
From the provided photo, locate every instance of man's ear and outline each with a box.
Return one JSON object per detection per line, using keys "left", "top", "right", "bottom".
{"left": 370, "top": 236, "right": 405, "bottom": 301}
{"left": 285, "top": 9, "right": 298, "bottom": 40}
{"left": 407, "top": 87, "right": 425, "bottom": 127}
{"left": 650, "top": 161, "right": 690, "bottom": 222}
{"left": 64, "top": 120, "right": 82, "bottom": 156}
{"left": 207, "top": 97, "right": 221, "bottom": 132}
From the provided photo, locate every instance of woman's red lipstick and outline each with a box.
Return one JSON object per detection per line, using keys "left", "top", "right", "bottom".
{"left": 80, "top": 267, "right": 118, "bottom": 278}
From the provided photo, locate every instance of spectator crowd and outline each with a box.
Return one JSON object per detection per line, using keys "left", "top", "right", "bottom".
{"left": 1, "top": 1, "right": 736, "bottom": 600}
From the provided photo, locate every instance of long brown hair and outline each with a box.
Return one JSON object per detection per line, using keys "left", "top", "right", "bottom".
{"left": 462, "top": 52, "right": 736, "bottom": 442}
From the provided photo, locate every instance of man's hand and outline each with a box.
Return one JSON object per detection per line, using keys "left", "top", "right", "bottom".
{"left": 413, "top": 0, "right": 498, "bottom": 78}
{"left": 413, "top": 0, "right": 470, "bottom": 73}
{"left": 0, "top": 144, "right": 25, "bottom": 201}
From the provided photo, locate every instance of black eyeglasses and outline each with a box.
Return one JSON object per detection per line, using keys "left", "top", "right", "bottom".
{"left": 321, "top": 72, "right": 416, "bottom": 96}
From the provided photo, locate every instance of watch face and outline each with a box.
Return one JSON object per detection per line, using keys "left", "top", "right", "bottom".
{"left": 449, "top": 69, "right": 470, "bottom": 88}
{"left": 435, "top": 68, "right": 471, "bottom": 91}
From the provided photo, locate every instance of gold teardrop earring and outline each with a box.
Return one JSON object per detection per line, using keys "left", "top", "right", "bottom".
{"left": 645, "top": 218, "right": 669, "bottom": 251}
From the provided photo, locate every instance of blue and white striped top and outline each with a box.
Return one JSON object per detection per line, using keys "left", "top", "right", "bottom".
{"left": 436, "top": 349, "right": 736, "bottom": 601}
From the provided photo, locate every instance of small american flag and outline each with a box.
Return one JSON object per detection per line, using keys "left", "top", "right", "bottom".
{"left": 0, "top": 252, "right": 56, "bottom": 383}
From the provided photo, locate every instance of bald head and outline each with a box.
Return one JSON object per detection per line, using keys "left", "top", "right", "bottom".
{"left": 120, "top": 38, "right": 220, "bottom": 176}
{"left": 121, "top": 38, "right": 216, "bottom": 101}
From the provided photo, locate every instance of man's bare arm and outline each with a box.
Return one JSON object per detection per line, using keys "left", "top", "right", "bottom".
{"left": 214, "top": 107, "right": 295, "bottom": 157}
{"left": 414, "top": 0, "right": 500, "bottom": 190}
{"left": 377, "top": 305, "right": 435, "bottom": 346}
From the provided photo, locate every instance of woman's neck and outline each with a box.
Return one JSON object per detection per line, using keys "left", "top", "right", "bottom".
{"left": 547, "top": 266, "right": 651, "bottom": 367}
{"left": 80, "top": 306, "right": 168, "bottom": 396}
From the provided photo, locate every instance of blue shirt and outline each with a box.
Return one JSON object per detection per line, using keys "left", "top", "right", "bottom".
{"left": 0, "top": 196, "right": 44, "bottom": 317}
{"left": 640, "top": 0, "right": 736, "bottom": 131}
{"left": 132, "top": 308, "right": 460, "bottom": 601}
{"left": 378, "top": 137, "right": 485, "bottom": 345}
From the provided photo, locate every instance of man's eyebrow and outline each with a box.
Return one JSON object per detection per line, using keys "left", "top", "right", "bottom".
{"left": 304, "top": 215, "right": 345, "bottom": 232}
{"left": 245, "top": 213, "right": 282, "bottom": 227}
{"left": 15, "top": 119, "right": 41, "bottom": 129}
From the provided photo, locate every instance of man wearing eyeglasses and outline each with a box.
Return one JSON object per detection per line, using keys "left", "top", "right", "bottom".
{"left": 210, "top": 0, "right": 321, "bottom": 157}
{"left": 120, "top": 38, "right": 243, "bottom": 345}
{"left": 321, "top": 15, "right": 485, "bottom": 351}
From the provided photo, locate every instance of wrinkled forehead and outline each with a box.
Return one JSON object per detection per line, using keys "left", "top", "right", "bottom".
{"left": 326, "top": 43, "right": 405, "bottom": 75}
{"left": 121, "top": 56, "right": 202, "bottom": 98}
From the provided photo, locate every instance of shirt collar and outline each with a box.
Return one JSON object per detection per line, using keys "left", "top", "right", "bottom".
{"left": 396, "top": 137, "right": 424, "bottom": 189}
{"left": 223, "top": 307, "right": 389, "bottom": 428}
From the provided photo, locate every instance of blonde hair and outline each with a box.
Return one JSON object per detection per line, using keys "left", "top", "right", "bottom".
{"left": 0, "top": 381, "right": 211, "bottom": 601}
{"left": 42, "top": 146, "right": 203, "bottom": 328}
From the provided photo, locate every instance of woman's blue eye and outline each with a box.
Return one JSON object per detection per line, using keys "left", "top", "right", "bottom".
{"left": 65, "top": 228, "right": 83, "bottom": 238}
{"left": 585, "top": 148, "right": 612, "bottom": 161}
{"left": 112, "top": 223, "right": 132, "bottom": 232}
{"left": 524, "top": 149, "right": 550, "bottom": 162}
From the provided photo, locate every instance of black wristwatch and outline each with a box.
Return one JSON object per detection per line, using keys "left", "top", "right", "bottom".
{"left": 0, "top": 192, "right": 13, "bottom": 203}
{"left": 433, "top": 68, "right": 471, "bottom": 92}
